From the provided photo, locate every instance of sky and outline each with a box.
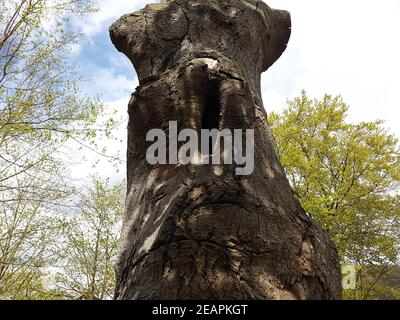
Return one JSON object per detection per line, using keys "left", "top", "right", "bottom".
{"left": 67, "top": 0, "right": 400, "bottom": 182}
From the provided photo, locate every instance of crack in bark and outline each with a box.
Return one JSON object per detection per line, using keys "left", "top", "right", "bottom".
{"left": 111, "top": 0, "right": 342, "bottom": 300}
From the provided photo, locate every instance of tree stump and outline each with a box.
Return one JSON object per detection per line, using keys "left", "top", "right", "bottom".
{"left": 110, "top": 0, "right": 342, "bottom": 300}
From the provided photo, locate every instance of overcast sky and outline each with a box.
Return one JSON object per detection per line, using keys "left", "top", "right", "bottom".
{"left": 68, "top": 0, "right": 400, "bottom": 182}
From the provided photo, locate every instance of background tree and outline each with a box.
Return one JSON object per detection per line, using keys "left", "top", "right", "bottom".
{"left": 0, "top": 170, "right": 70, "bottom": 299}
{"left": 0, "top": 0, "right": 119, "bottom": 299}
{"left": 55, "top": 177, "right": 124, "bottom": 300}
{"left": 0, "top": 0, "right": 110, "bottom": 196}
{"left": 269, "top": 91, "right": 400, "bottom": 299}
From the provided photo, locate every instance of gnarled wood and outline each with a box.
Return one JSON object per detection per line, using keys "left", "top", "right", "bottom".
{"left": 110, "top": 0, "right": 342, "bottom": 300}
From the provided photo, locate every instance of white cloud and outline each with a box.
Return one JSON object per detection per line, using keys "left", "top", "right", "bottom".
{"left": 262, "top": 0, "right": 400, "bottom": 137}
{"left": 67, "top": 97, "right": 129, "bottom": 185}
{"left": 74, "top": 0, "right": 157, "bottom": 38}
{"left": 67, "top": 43, "right": 82, "bottom": 55}
{"left": 261, "top": 89, "right": 287, "bottom": 113}
{"left": 82, "top": 66, "right": 138, "bottom": 101}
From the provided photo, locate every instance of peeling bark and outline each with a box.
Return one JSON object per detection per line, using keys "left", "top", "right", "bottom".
{"left": 110, "top": 0, "right": 342, "bottom": 300}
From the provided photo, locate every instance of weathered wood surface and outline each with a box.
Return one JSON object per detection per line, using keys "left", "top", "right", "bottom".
{"left": 110, "top": 0, "right": 342, "bottom": 300}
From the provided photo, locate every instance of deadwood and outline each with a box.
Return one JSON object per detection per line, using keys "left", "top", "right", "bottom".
{"left": 110, "top": 0, "right": 342, "bottom": 300}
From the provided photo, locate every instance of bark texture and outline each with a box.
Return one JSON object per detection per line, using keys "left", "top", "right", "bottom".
{"left": 110, "top": 0, "right": 342, "bottom": 300}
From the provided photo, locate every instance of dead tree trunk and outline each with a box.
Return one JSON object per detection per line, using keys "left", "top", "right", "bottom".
{"left": 110, "top": 0, "right": 342, "bottom": 300}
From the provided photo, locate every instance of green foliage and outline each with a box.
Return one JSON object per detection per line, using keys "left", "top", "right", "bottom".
{"left": 0, "top": 0, "right": 100, "bottom": 143}
{"left": 0, "top": 0, "right": 122, "bottom": 300}
{"left": 269, "top": 91, "right": 400, "bottom": 299}
{"left": 0, "top": 176, "right": 125, "bottom": 300}
{"left": 55, "top": 177, "right": 125, "bottom": 300}
{"left": 0, "top": 175, "right": 69, "bottom": 299}
{"left": 0, "top": 0, "right": 111, "bottom": 191}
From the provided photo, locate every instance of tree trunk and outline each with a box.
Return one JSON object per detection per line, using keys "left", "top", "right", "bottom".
{"left": 110, "top": 0, "right": 342, "bottom": 300}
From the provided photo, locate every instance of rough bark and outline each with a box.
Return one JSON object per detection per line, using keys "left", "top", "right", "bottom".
{"left": 110, "top": 0, "right": 342, "bottom": 300}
